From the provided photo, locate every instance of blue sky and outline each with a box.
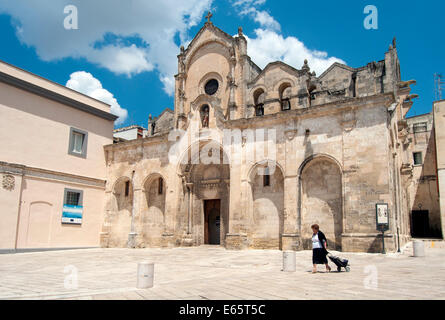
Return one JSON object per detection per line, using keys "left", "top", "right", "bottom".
{"left": 0, "top": 0, "right": 443, "bottom": 128}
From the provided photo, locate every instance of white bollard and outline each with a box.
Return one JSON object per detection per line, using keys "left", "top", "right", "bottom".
{"left": 282, "top": 251, "right": 296, "bottom": 272}
{"left": 137, "top": 261, "right": 154, "bottom": 289}
{"left": 413, "top": 240, "right": 425, "bottom": 257}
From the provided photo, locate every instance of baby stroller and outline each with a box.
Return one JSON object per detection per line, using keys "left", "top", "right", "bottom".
{"left": 328, "top": 253, "right": 350, "bottom": 272}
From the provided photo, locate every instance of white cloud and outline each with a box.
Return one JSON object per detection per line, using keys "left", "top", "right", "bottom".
{"left": 232, "top": 0, "right": 345, "bottom": 75}
{"left": 246, "top": 29, "right": 345, "bottom": 76}
{"left": 0, "top": 0, "right": 213, "bottom": 95}
{"left": 66, "top": 71, "right": 128, "bottom": 125}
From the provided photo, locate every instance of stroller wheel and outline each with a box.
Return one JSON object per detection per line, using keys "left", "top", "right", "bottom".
{"left": 337, "top": 266, "right": 341, "bottom": 272}
{"left": 345, "top": 266, "right": 350, "bottom": 272}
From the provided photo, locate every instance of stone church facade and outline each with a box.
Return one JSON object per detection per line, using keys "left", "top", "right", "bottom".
{"left": 100, "top": 20, "right": 428, "bottom": 253}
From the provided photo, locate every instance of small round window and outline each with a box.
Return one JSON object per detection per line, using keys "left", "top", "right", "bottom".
{"left": 204, "top": 79, "right": 219, "bottom": 96}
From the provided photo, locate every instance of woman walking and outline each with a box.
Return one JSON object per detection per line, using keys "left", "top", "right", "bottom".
{"left": 311, "top": 224, "right": 331, "bottom": 273}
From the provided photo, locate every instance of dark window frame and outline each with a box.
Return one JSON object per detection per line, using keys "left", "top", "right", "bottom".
{"left": 255, "top": 104, "right": 264, "bottom": 116}
{"left": 63, "top": 188, "right": 83, "bottom": 207}
{"left": 281, "top": 98, "right": 291, "bottom": 111}
{"left": 413, "top": 152, "right": 423, "bottom": 166}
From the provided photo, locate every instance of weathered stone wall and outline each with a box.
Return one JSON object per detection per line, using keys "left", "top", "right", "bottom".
{"left": 248, "top": 165, "right": 284, "bottom": 250}
{"left": 101, "top": 23, "right": 423, "bottom": 254}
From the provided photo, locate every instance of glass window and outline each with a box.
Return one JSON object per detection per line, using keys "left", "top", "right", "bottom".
{"left": 65, "top": 191, "right": 81, "bottom": 206}
{"left": 72, "top": 132, "right": 84, "bottom": 154}
{"left": 69, "top": 127, "right": 88, "bottom": 158}
{"left": 413, "top": 152, "right": 423, "bottom": 165}
{"left": 413, "top": 122, "right": 427, "bottom": 133}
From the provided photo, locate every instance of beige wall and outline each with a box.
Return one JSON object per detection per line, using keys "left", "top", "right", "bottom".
{"left": 14, "top": 176, "right": 105, "bottom": 248}
{"left": 0, "top": 63, "right": 114, "bottom": 250}
{"left": 0, "top": 82, "right": 113, "bottom": 178}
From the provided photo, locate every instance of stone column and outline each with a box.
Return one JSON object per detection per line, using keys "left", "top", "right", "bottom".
{"left": 282, "top": 126, "right": 300, "bottom": 250}
{"left": 128, "top": 187, "right": 142, "bottom": 248}
{"left": 226, "top": 148, "right": 247, "bottom": 250}
{"left": 161, "top": 175, "right": 176, "bottom": 248}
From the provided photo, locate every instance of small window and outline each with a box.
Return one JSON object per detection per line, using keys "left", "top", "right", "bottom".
{"left": 65, "top": 191, "right": 81, "bottom": 206}
{"left": 281, "top": 99, "right": 291, "bottom": 111}
{"left": 413, "top": 152, "right": 423, "bottom": 166}
{"left": 255, "top": 104, "right": 264, "bottom": 116}
{"left": 413, "top": 122, "right": 427, "bottom": 133}
{"left": 158, "top": 178, "right": 164, "bottom": 195}
{"left": 125, "top": 181, "right": 130, "bottom": 197}
{"left": 63, "top": 188, "right": 83, "bottom": 207}
{"left": 68, "top": 127, "right": 88, "bottom": 158}
{"left": 263, "top": 167, "right": 270, "bottom": 187}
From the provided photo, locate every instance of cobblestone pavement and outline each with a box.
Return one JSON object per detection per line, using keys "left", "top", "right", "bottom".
{"left": 0, "top": 246, "right": 444, "bottom": 300}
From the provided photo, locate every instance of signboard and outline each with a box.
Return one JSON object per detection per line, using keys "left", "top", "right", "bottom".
{"left": 62, "top": 204, "right": 83, "bottom": 224}
{"left": 376, "top": 203, "right": 389, "bottom": 231}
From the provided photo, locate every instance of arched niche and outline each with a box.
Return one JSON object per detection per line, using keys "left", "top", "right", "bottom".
{"left": 299, "top": 155, "right": 343, "bottom": 250}
{"left": 248, "top": 160, "right": 285, "bottom": 250}
{"left": 140, "top": 173, "right": 167, "bottom": 247}
{"left": 108, "top": 176, "right": 133, "bottom": 247}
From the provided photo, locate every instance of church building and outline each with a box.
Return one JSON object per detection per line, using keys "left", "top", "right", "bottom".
{"left": 100, "top": 17, "right": 440, "bottom": 253}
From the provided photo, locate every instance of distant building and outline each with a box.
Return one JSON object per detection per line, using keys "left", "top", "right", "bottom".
{"left": 405, "top": 113, "right": 441, "bottom": 238}
{"left": 0, "top": 60, "right": 116, "bottom": 252}
{"left": 113, "top": 125, "right": 147, "bottom": 142}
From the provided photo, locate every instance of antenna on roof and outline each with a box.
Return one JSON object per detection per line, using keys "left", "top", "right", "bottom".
{"left": 435, "top": 73, "right": 445, "bottom": 101}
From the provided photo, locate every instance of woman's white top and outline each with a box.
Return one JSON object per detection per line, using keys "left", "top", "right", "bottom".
{"left": 312, "top": 233, "right": 322, "bottom": 249}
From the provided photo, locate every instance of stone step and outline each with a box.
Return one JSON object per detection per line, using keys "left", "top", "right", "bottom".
{"left": 401, "top": 239, "right": 445, "bottom": 255}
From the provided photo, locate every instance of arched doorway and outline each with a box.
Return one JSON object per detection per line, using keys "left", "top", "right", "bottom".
{"left": 248, "top": 161, "right": 285, "bottom": 249}
{"left": 299, "top": 156, "right": 343, "bottom": 250}
{"left": 177, "top": 140, "right": 230, "bottom": 246}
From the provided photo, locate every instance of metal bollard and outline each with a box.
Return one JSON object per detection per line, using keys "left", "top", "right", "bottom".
{"left": 282, "top": 251, "right": 296, "bottom": 272}
{"left": 413, "top": 240, "right": 425, "bottom": 257}
{"left": 137, "top": 262, "right": 154, "bottom": 289}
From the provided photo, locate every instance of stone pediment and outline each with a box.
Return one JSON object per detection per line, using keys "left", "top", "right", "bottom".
{"left": 318, "top": 62, "right": 355, "bottom": 80}
{"left": 248, "top": 61, "right": 302, "bottom": 86}
{"left": 183, "top": 23, "right": 235, "bottom": 62}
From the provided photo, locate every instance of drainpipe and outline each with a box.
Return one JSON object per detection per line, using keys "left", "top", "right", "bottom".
{"left": 14, "top": 170, "right": 25, "bottom": 250}
{"left": 128, "top": 170, "right": 137, "bottom": 248}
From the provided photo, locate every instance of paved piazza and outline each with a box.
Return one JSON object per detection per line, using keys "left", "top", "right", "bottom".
{"left": 0, "top": 246, "right": 444, "bottom": 300}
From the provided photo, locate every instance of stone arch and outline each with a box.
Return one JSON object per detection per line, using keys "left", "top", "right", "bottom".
{"left": 176, "top": 139, "right": 230, "bottom": 246}
{"left": 186, "top": 40, "right": 232, "bottom": 73}
{"left": 274, "top": 78, "right": 296, "bottom": 92}
{"left": 299, "top": 154, "right": 343, "bottom": 250}
{"left": 253, "top": 88, "right": 266, "bottom": 116}
{"left": 278, "top": 82, "right": 292, "bottom": 111}
{"left": 112, "top": 176, "right": 133, "bottom": 212}
{"left": 108, "top": 176, "right": 133, "bottom": 247}
{"left": 140, "top": 173, "right": 167, "bottom": 247}
{"left": 248, "top": 160, "right": 285, "bottom": 250}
